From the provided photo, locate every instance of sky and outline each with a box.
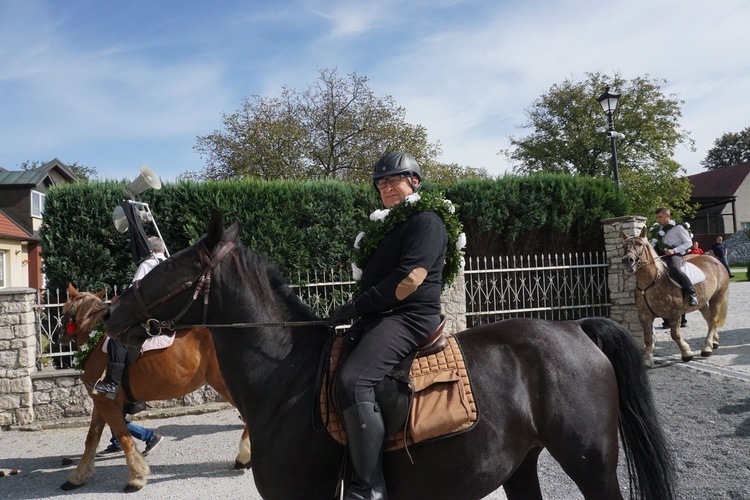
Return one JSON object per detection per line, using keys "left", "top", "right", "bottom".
{"left": 1, "top": 0, "right": 748, "bottom": 183}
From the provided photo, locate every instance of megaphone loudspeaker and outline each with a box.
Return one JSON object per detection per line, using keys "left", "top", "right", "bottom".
{"left": 127, "top": 165, "right": 162, "bottom": 197}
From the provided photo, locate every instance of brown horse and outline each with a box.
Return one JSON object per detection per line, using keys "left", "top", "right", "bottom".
{"left": 58, "top": 284, "right": 251, "bottom": 492}
{"left": 621, "top": 227, "right": 730, "bottom": 367}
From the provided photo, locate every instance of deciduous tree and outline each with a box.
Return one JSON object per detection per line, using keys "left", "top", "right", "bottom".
{"left": 701, "top": 126, "right": 750, "bottom": 170}
{"left": 502, "top": 72, "right": 695, "bottom": 218}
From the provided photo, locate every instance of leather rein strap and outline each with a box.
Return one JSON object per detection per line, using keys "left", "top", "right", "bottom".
{"left": 133, "top": 241, "right": 237, "bottom": 336}
{"left": 132, "top": 241, "right": 329, "bottom": 335}
{"left": 625, "top": 237, "right": 664, "bottom": 317}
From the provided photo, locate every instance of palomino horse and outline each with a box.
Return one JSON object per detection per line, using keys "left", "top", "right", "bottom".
{"left": 59, "top": 284, "right": 251, "bottom": 492}
{"left": 103, "top": 212, "right": 675, "bottom": 499}
{"left": 621, "top": 227, "right": 730, "bottom": 367}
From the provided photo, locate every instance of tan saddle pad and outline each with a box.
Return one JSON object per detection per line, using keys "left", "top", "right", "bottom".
{"left": 321, "top": 334, "right": 478, "bottom": 451}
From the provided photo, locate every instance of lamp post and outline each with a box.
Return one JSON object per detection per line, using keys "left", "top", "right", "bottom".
{"left": 597, "top": 86, "right": 621, "bottom": 188}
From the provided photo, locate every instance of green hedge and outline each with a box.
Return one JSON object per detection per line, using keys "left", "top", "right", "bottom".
{"left": 40, "top": 175, "right": 628, "bottom": 293}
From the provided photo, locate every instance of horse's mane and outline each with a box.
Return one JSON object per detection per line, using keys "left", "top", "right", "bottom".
{"left": 215, "top": 243, "right": 319, "bottom": 322}
{"left": 640, "top": 235, "right": 668, "bottom": 274}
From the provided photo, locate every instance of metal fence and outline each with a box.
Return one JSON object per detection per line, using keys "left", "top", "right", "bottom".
{"left": 464, "top": 252, "right": 610, "bottom": 327}
{"left": 35, "top": 252, "right": 610, "bottom": 368}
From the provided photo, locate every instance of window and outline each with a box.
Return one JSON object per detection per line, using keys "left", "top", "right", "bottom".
{"left": 31, "top": 191, "right": 45, "bottom": 218}
{"left": 0, "top": 251, "right": 5, "bottom": 288}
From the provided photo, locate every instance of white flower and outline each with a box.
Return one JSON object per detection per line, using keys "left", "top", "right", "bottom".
{"left": 354, "top": 231, "right": 366, "bottom": 249}
{"left": 81, "top": 344, "right": 89, "bottom": 352}
{"left": 684, "top": 221, "right": 691, "bottom": 229}
{"left": 668, "top": 220, "right": 676, "bottom": 226}
{"left": 370, "top": 209, "right": 390, "bottom": 222}
{"left": 651, "top": 238, "right": 659, "bottom": 246}
{"left": 351, "top": 263, "right": 363, "bottom": 280}
{"left": 404, "top": 193, "right": 421, "bottom": 204}
{"left": 658, "top": 230, "right": 665, "bottom": 237}
{"left": 89, "top": 331, "right": 97, "bottom": 339}
{"left": 444, "top": 199, "right": 455, "bottom": 214}
{"left": 456, "top": 232, "right": 467, "bottom": 250}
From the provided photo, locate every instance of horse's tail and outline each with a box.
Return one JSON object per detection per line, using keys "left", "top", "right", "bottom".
{"left": 579, "top": 317, "right": 676, "bottom": 500}
{"left": 717, "top": 289, "right": 728, "bottom": 328}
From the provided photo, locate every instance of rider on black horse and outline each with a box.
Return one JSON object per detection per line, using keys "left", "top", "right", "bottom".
{"left": 327, "top": 152, "right": 448, "bottom": 499}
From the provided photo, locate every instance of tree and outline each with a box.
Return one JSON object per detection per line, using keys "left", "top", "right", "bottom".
{"left": 193, "top": 67, "right": 481, "bottom": 183}
{"left": 502, "top": 72, "right": 695, "bottom": 218}
{"left": 701, "top": 126, "right": 750, "bottom": 170}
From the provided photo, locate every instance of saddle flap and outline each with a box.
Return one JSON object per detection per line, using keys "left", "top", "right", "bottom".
{"left": 409, "top": 368, "right": 470, "bottom": 443}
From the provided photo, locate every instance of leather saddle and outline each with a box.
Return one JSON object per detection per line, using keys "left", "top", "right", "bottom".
{"left": 328, "top": 316, "right": 448, "bottom": 436}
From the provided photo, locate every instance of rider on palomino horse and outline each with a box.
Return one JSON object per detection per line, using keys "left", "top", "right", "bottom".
{"left": 653, "top": 207, "right": 698, "bottom": 307}
{"left": 327, "top": 152, "right": 447, "bottom": 500}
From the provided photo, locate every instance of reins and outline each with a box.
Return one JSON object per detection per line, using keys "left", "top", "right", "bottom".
{"left": 624, "top": 237, "right": 667, "bottom": 317}
{"left": 128, "top": 240, "right": 330, "bottom": 336}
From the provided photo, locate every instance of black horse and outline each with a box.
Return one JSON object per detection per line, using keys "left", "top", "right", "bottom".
{"left": 103, "top": 211, "right": 675, "bottom": 500}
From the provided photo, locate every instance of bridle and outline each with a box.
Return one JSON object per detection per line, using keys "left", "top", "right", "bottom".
{"left": 130, "top": 241, "right": 237, "bottom": 336}
{"left": 623, "top": 236, "right": 668, "bottom": 316}
{"left": 126, "top": 240, "right": 327, "bottom": 338}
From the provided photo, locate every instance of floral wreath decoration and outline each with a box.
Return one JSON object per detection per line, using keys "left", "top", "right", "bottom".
{"left": 648, "top": 219, "right": 693, "bottom": 253}
{"left": 73, "top": 325, "right": 105, "bottom": 371}
{"left": 351, "top": 191, "right": 466, "bottom": 289}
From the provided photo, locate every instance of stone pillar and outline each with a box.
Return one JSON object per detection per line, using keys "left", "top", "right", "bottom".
{"left": 0, "top": 288, "right": 37, "bottom": 427}
{"left": 441, "top": 271, "right": 466, "bottom": 335}
{"left": 601, "top": 216, "right": 647, "bottom": 346}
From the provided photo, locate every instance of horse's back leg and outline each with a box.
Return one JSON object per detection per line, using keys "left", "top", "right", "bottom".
{"left": 205, "top": 359, "right": 251, "bottom": 468}
{"left": 502, "top": 447, "right": 542, "bottom": 500}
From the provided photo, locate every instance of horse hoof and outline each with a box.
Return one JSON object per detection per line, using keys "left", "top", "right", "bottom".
{"left": 60, "top": 481, "right": 83, "bottom": 491}
{"left": 713, "top": 343, "right": 719, "bottom": 350}
{"left": 701, "top": 351, "right": 713, "bottom": 358}
{"left": 234, "top": 459, "right": 252, "bottom": 470}
{"left": 681, "top": 355, "right": 694, "bottom": 362}
{"left": 61, "top": 457, "right": 75, "bottom": 466}
{"left": 124, "top": 484, "right": 143, "bottom": 493}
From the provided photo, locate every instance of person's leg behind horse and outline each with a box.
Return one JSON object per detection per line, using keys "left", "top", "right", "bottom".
{"left": 90, "top": 339, "right": 128, "bottom": 399}
{"left": 336, "top": 313, "right": 439, "bottom": 500}
{"left": 665, "top": 254, "right": 698, "bottom": 306}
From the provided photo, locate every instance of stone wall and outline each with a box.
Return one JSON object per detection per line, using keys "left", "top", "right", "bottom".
{"left": 440, "top": 271, "right": 466, "bottom": 334}
{"left": 602, "top": 216, "right": 648, "bottom": 346}
{"left": 0, "top": 288, "right": 36, "bottom": 427}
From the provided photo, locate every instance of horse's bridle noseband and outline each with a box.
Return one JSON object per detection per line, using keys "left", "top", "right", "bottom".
{"left": 131, "top": 241, "right": 237, "bottom": 336}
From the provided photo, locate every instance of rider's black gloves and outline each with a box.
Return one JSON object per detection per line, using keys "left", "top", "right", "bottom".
{"left": 327, "top": 301, "right": 358, "bottom": 327}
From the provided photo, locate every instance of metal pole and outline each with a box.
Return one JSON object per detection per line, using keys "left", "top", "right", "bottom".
{"left": 607, "top": 111, "right": 620, "bottom": 188}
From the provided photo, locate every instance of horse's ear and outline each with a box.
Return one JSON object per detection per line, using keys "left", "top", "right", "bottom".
{"left": 619, "top": 230, "right": 628, "bottom": 241}
{"left": 68, "top": 283, "right": 79, "bottom": 298}
{"left": 205, "top": 210, "right": 225, "bottom": 250}
{"left": 223, "top": 218, "right": 241, "bottom": 244}
{"left": 95, "top": 289, "right": 106, "bottom": 299}
{"left": 639, "top": 226, "right": 648, "bottom": 238}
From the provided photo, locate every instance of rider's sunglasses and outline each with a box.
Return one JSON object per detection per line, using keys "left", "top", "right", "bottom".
{"left": 376, "top": 174, "right": 409, "bottom": 191}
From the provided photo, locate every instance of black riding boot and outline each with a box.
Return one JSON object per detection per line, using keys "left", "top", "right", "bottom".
{"left": 341, "top": 402, "right": 386, "bottom": 500}
{"left": 90, "top": 362, "right": 125, "bottom": 399}
{"left": 685, "top": 286, "right": 698, "bottom": 307}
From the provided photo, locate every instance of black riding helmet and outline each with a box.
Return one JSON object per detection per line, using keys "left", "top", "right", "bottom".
{"left": 372, "top": 152, "right": 422, "bottom": 192}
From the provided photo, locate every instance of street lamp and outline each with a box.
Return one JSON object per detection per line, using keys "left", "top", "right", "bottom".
{"left": 597, "top": 86, "right": 621, "bottom": 188}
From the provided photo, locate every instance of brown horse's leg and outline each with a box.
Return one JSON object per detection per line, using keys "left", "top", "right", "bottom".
{"left": 204, "top": 350, "right": 252, "bottom": 469}
{"left": 669, "top": 323, "right": 694, "bottom": 362}
{"left": 96, "top": 395, "right": 151, "bottom": 491}
{"left": 61, "top": 406, "right": 107, "bottom": 490}
{"left": 639, "top": 318, "right": 656, "bottom": 368}
{"left": 501, "top": 447, "right": 543, "bottom": 500}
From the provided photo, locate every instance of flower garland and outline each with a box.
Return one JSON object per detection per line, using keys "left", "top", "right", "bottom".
{"left": 648, "top": 220, "right": 693, "bottom": 253}
{"left": 73, "top": 326, "right": 105, "bottom": 371}
{"left": 351, "top": 190, "right": 466, "bottom": 289}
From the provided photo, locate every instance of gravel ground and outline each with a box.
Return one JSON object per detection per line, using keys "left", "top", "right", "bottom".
{"left": 1, "top": 282, "right": 749, "bottom": 499}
